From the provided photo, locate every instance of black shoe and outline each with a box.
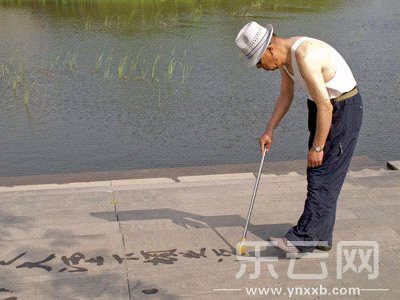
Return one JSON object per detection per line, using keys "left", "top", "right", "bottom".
{"left": 315, "top": 245, "right": 332, "bottom": 251}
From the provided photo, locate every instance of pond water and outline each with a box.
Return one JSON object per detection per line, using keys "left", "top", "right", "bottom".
{"left": 0, "top": 0, "right": 399, "bottom": 177}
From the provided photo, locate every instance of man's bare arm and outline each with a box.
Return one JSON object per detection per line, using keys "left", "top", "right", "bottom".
{"left": 296, "top": 46, "right": 333, "bottom": 166}
{"left": 265, "top": 68, "right": 294, "bottom": 133}
{"left": 259, "top": 68, "right": 294, "bottom": 153}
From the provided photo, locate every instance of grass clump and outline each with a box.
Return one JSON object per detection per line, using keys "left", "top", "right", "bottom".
{"left": 151, "top": 53, "right": 161, "bottom": 81}
{"left": 118, "top": 55, "right": 128, "bottom": 79}
{"left": 23, "top": 81, "right": 35, "bottom": 106}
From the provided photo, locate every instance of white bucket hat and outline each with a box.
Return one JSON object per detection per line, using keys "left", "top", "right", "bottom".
{"left": 235, "top": 21, "right": 273, "bottom": 66}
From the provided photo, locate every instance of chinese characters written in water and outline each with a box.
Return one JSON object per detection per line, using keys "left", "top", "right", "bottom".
{"left": 0, "top": 247, "right": 234, "bottom": 274}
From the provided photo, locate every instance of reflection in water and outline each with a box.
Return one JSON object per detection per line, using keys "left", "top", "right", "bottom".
{"left": 1, "top": 0, "right": 343, "bottom": 34}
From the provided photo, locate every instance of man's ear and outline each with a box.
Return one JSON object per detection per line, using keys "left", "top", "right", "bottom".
{"left": 266, "top": 45, "right": 274, "bottom": 55}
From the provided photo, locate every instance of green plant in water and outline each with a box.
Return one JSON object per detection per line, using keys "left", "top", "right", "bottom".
{"left": 104, "top": 14, "right": 120, "bottom": 29}
{"left": 66, "top": 52, "right": 78, "bottom": 72}
{"left": 104, "top": 14, "right": 116, "bottom": 28}
{"left": 181, "top": 62, "right": 191, "bottom": 84}
{"left": 167, "top": 57, "right": 176, "bottom": 81}
{"left": 130, "top": 51, "right": 141, "bottom": 74}
{"left": 180, "top": 51, "right": 191, "bottom": 84}
{"left": 116, "top": 14, "right": 122, "bottom": 30}
{"left": 84, "top": 15, "right": 92, "bottom": 30}
{"left": 275, "top": 0, "right": 280, "bottom": 10}
{"left": 10, "top": 62, "right": 25, "bottom": 91}
{"left": 17, "top": 61, "right": 26, "bottom": 80}
{"left": 95, "top": 53, "right": 104, "bottom": 72}
{"left": 152, "top": 53, "right": 161, "bottom": 82}
{"left": 50, "top": 55, "right": 61, "bottom": 70}
{"left": 251, "top": 0, "right": 264, "bottom": 8}
{"left": 157, "top": 87, "right": 162, "bottom": 109}
{"left": 134, "top": 68, "right": 147, "bottom": 81}
{"left": 170, "top": 13, "right": 178, "bottom": 23}
{"left": 0, "top": 62, "right": 10, "bottom": 77}
{"left": 167, "top": 47, "right": 176, "bottom": 81}
{"left": 191, "top": 6, "right": 203, "bottom": 22}
{"left": 133, "top": 57, "right": 147, "bottom": 81}
{"left": 118, "top": 55, "right": 128, "bottom": 79}
{"left": 128, "top": 10, "right": 137, "bottom": 21}
{"left": 103, "top": 55, "right": 113, "bottom": 79}
{"left": 232, "top": 8, "right": 252, "bottom": 18}
{"left": 11, "top": 77, "right": 18, "bottom": 91}
{"left": 23, "top": 81, "right": 35, "bottom": 106}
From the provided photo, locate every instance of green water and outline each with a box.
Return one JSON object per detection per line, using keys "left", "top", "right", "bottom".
{"left": 0, "top": 0, "right": 399, "bottom": 176}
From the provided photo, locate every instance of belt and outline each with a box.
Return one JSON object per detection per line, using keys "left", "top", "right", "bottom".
{"left": 331, "top": 86, "right": 358, "bottom": 102}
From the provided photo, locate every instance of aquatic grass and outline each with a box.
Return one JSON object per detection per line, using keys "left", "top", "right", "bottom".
{"left": 128, "top": 10, "right": 137, "bottom": 21}
{"left": 10, "top": 61, "right": 26, "bottom": 91}
{"left": 118, "top": 55, "right": 129, "bottom": 79}
{"left": 180, "top": 50, "right": 191, "bottom": 84}
{"left": 23, "top": 81, "right": 35, "bottom": 106}
{"left": 157, "top": 87, "right": 162, "bottom": 108}
{"left": 232, "top": 9, "right": 253, "bottom": 18}
{"left": 134, "top": 68, "right": 147, "bottom": 81}
{"left": 272, "top": 0, "right": 279, "bottom": 11}
{"left": 170, "top": 47, "right": 176, "bottom": 58}
{"left": 17, "top": 61, "right": 26, "bottom": 80}
{"left": 155, "top": 10, "right": 162, "bottom": 18}
{"left": 130, "top": 51, "right": 142, "bottom": 74}
{"left": 103, "top": 55, "right": 113, "bottom": 79}
{"left": 191, "top": 6, "right": 203, "bottom": 22}
{"left": 181, "top": 62, "right": 191, "bottom": 84}
{"left": 167, "top": 57, "right": 177, "bottom": 81}
{"left": 116, "top": 14, "right": 132, "bottom": 31}
{"left": 50, "top": 55, "right": 61, "bottom": 70}
{"left": 65, "top": 52, "right": 78, "bottom": 72}
{"left": 133, "top": 56, "right": 147, "bottom": 80}
{"left": 104, "top": 14, "right": 116, "bottom": 28}
{"left": 115, "top": 14, "right": 124, "bottom": 30}
{"left": 251, "top": 0, "right": 264, "bottom": 7}
{"left": 11, "top": 77, "right": 18, "bottom": 91}
{"left": 167, "top": 47, "right": 176, "bottom": 81}
{"left": 84, "top": 15, "right": 92, "bottom": 30}
{"left": 151, "top": 53, "right": 161, "bottom": 81}
{"left": 0, "top": 62, "right": 10, "bottom": 77}
{"left": 103, "top": 13, "right": 137, "bottom": 32}
{"left": 170, "top": 13, "right": 178, "bottom": 23}
{"left": 95, "top": 53, "right": 104, "bottom": 72}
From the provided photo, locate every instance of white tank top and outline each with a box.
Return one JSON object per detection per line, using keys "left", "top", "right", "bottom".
{"left": 283, "top": 37, "right": 357, "bottom": 100}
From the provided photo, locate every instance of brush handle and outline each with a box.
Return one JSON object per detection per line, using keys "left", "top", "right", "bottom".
{"left": 241, "top": 149, "right": 267, "bottom": 241}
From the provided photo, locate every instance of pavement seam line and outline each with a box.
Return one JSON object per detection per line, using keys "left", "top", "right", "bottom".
{"left": 110, "top": 180, "right": 132, "bottom": 300}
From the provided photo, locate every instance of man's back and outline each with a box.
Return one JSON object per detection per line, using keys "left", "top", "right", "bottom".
{"left": 283, "top": 37, "right": 357, "bottom": 99}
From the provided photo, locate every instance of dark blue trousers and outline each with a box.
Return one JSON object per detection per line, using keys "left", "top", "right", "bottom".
{"left": 285, "top": 92, "right": 363, "bottom": 252}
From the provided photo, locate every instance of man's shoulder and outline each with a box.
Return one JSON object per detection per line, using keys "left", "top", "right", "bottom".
{"left": 295, "top": 38, "right": 326, "bottom": 62}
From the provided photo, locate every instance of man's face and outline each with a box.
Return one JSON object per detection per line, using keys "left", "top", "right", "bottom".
{"left": 256, "top": 47, "right": 279, "bottom": 71}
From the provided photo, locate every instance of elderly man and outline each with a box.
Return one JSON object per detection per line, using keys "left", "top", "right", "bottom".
{"left": 235, "top": 21, "right": 363, "bottom": 255}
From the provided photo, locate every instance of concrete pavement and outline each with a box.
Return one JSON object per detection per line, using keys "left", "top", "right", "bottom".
{"left": 0, "top": 157, "right": 399, "bottom": 299}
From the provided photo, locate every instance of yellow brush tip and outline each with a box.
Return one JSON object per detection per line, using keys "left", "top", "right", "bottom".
{"left": 238, "top": 240, "right": 246, "bottom": 255}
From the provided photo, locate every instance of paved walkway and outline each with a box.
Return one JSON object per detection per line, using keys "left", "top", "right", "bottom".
{"left": 0, "top": 158, "right": 399, "bottom": 299}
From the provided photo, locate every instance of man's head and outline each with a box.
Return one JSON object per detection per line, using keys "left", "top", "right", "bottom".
{"left": 235, "top": 21, "right": 274, "bottom": 67}
{"left": 255, "top": 32, "right": 280, "bottom": 71}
